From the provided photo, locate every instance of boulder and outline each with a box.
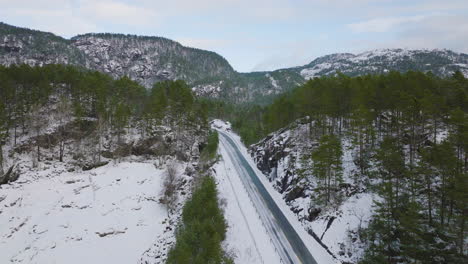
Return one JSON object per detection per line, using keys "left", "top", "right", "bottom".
{"left": 285, "top": 185, "right": 306, "bottom": 202}
{"left": 82, "top": 161, "right": 109, "bottom": 171}
{"left": 307, "top": 207, "right": 322, "bottom": 222}
{"left": 0, "top": 165, "right": 18, "bottom": 185}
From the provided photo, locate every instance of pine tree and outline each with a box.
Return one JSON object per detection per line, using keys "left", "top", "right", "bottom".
{"left": 349, "top": 104, "right": 374, "bottom": 176}
{"left": 312, "top": 134, "right": 343, "bottom": 206}
{"left": 367, "top": 137, "right": 407, "bottom": 262}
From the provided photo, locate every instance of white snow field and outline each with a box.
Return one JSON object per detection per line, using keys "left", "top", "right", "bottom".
{"left": 0, "top": 161, "right": 175, "bottom": 264}
{"left": 212, "top": 120, "right": 336, "bottom": 264}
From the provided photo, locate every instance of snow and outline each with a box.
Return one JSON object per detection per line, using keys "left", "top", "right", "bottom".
{"left": 310, "top": 193, "right": 375, "bottom": 263}
{"left": 300, "top": 48, "right": 468, "bottom": 80}
{"left": 349, "top": 48, "right": 412, "bottom": 62}
{"left": 0, "top": 161, "right": 171, "bottom": 264}
{"left": 192, "top": 82, "right": 223, "bottom": 97}
{"left": 436, "top": 129, "right": 449, "bottom": 143}
{"left": 266, "top": 73, "right": 279, "bottom": 89}
{"left": 342, "top": 138, "right": 357, "bottom": 183}
{"left": 300, "top": 63, "right": 334, "bottom": 79}
{"left": 210, "top": 119, "right": 232, "bottom": 132}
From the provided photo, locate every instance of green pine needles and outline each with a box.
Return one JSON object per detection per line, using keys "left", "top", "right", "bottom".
{"left": 166, "top": 176, "right": 233, "bottom": 264}
{"left": 201, "top": 131, "right": 219, "bottom": 161}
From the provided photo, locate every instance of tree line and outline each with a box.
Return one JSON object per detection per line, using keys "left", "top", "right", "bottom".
{"left": 0, "top": 64, "right": 208, "bottom": 173}
{"left": 211, "top": 71, "right": 467, "bottom": 263}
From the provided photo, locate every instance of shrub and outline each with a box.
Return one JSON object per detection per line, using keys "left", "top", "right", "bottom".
{"left": 201, "top": 131, "right": 219, "bottom": 161}
{"left": 166, "top": 176, "right": 232, "bottom": 264}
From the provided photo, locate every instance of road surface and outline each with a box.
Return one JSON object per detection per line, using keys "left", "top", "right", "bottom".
{"left": 217, "top": 130, "right": 318, "bottom": 264}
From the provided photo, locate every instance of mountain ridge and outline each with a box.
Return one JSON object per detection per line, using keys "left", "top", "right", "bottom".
{"left": 1, "top": 22, "right": 468, "bottom": 103}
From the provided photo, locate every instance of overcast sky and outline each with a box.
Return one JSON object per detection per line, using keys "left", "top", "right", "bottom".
{"left": 1, "top": 0, "right": 467, "bottom": 72}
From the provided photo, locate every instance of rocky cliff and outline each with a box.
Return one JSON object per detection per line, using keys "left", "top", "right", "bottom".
{"left": 249, "top": 118, "right": 372, "bottom": 263}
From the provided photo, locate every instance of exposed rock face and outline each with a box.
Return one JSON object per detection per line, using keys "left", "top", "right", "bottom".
{"left": 71, "top": 33, "right": 235, "bottom": 89}
{"left": 1, "top": 22, "right": 468, "bottom": 104}
{"left": 250, "top": 117, "right": 312, "bottom": 197}
{"left": 249, "top": 118, "right": 373, "bottom": 263}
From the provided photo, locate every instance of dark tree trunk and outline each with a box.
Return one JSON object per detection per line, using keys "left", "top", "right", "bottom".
{"left": 0, "top": 144, "right": 4, "bottom": 175}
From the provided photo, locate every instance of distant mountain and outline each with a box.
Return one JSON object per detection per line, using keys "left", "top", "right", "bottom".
{"left": 0, "top": 22, "right": 235, "bottom": 88}
{"left": 296, "top": 48, "right": 468, "bottom": 79}
{"left": 0, "top": 22, "right": 86, "bottom": 66}
{"left": 71, "top": 33, "right": 235, "bottom": 88}
{"left": 1, "top": 22, "right": 468, "bottom": 103}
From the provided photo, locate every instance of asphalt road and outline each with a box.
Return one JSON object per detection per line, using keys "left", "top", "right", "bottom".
{"left": 218, "top": 131, "right": 317, "bottom": 264}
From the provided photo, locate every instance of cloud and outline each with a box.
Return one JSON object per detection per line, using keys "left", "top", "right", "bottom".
{"left": 144, "top": 0, "right": 300, "bottom": 22}
{"left": 345, "top": 13, "right": 468, "bottom": 55}
{"left": 394, "top": 14, "right": 468, "bottom": 53}
{"left": 78, "top": 0, "right": 158, "bottom": 26}
{"left": 251, "top": 38, "right": 322, "bottom": 71}
{"left": 0, "top": 0, "right": 98, "bottom": 37}
{"left": 347, "top": 15, "right": 427, "bottom": 33}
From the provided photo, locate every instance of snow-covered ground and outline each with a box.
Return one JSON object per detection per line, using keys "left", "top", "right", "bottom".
{"left": 212, "top": 120, "right": 336, "bottom": 264}
{"left": 310, "top": 192, "right": 374, "bottom": 261}
{"left": 0, "top": 161, "right": 178, "bottom": 263}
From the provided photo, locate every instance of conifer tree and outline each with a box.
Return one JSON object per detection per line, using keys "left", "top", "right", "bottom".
{"left": 312, "top": 134, "right": 343, "bottom": 205}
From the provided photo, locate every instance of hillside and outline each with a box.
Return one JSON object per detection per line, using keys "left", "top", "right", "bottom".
{"left": 229, "top": 71, "right": 468, "bottom": 263}
{"left": 2, "top": 22, "right": 468, "bottom": 103}
{"left": 297, "top": 49, "right": 468, "bottom": 79}
{"left": 71, "top": 33, "right": 235, "bottom": 88}
{"left": 0, "top": 63, "right": 236, "bottom": 263}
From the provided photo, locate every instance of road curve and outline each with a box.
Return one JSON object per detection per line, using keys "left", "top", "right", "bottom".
{"left": 217, "top": 130, "right": 318, "bottom": 264}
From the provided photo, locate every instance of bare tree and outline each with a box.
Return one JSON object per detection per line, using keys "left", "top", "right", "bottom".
{"left": 0, "top": 142, "right": 4, "bottom": 175}
{"left": 160, "top": 162, "right": 179, "bottom": 216}
{"left": 0, "top": 124, "right": 6, "bottom": 176}
{"left": 56, "top": 96, "right": 72, "bottom": 162}
{"left": 29, "top": 104, "right": 44, "bottom": 164}
{"left": 91, "top": 114, "right": 107, "bottom": 164}
{"left": 351, "top": 208, "right": 366, "bottom": 240}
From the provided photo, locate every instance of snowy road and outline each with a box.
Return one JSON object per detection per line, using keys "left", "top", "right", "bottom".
{"left": 217, "top": 130, "right": 318, "bottom": 264}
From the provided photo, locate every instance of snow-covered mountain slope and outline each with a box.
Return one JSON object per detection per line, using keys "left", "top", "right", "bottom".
{"left": 71, "top": 33, "right": 235, "bottom": 89}
{"left": 0, "top": 161, "right": 192, "bottom": 264}
{"left": 298, "top": 48, "right": 468, "bottom": 79}
{"left": 0, "top": 22, "right": 86, "bottom": 67}
{"left": 2, "top": 22, "right": 468, "bottom": 103}
{"left": 0, "top": 22, "right": 235, "bottom": 89}
{"left": 248, "top": 118, "right": 375, "bottom": 263}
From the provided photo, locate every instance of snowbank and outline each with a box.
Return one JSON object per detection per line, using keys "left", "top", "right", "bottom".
{"left": 0, "top": 162, "right": 171, "bottom": 263}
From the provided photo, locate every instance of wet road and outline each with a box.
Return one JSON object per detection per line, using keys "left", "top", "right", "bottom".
{"left": 218, "top": 131, "right": 317, "bottom": 264}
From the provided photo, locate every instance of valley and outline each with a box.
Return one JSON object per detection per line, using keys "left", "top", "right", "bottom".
{"left": 0, "top": 20, "right": 467, "bottom": 264}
